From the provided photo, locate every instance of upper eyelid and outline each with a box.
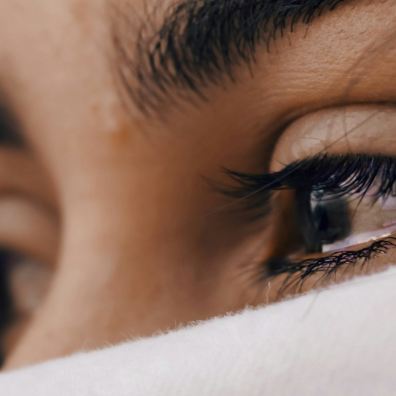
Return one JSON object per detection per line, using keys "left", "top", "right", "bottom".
{"left": 110, "top": 0, "right": 347, "bottom": 116}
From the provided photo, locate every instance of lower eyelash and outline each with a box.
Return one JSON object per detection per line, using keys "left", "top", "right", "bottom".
{"left": 265, "top": 237, "right": 396, "bottom": 297}
{"left": 221, "top": 154, "right": 396, "bottom": 298}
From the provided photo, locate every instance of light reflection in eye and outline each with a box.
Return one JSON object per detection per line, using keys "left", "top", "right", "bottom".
{"left": 322, "top": 195, "right": 396, "bottom": 253}
{"left": 257, "top": 154, "right": 396, "bottom": 297}
{"left": 309, "top": 177, "right": 396, "bottom": 254}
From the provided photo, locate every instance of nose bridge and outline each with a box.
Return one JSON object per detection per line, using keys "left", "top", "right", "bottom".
{"left": 3, "top": 234, "right": 179, "bottom": 369}
{"left": 4, "top": 181, "right": 210, "bottom": 368}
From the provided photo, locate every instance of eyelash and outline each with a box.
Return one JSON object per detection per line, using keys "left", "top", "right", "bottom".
{"left": 267, "top": 238, "right": 396, "bottom": 296}
{"left": 222, "top": 153, "right": 396, "bottom": 291}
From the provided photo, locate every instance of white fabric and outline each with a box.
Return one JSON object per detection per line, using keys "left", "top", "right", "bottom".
{"left": 1, "top": 267, "right": 396, "bottom": 395}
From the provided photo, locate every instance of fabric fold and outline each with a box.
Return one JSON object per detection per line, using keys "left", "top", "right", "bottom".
{"left": 1, "top": 267, "right": 396, "bottom": 396}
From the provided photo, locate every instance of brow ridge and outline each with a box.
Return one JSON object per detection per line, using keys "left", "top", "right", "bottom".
{"left": 113, "top": 0, "right": 346, "bottom": 115}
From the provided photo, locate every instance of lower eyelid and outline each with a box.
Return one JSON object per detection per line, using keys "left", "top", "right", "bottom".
{"left": 228, "top": 154, "right": 396, "bottom": 300}
{"left": 323, "top": 226, "right": 396, "bottom": 253}
{"left": 263, "top": 237, "right": 396, "bottom": 300}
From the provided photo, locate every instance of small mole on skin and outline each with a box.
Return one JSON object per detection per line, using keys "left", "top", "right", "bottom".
{"left": 111, "top": 124, "right": 131, "bottom": 146}
{"left": 90, "top": 95, "right": 132, "bottom": 147}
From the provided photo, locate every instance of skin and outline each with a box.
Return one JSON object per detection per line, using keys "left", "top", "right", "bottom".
{"left": 0, "top": 0, "right": 395, "bottom": 369}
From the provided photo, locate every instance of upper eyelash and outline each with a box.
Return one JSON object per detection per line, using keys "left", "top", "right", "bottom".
{"left": 221, "top": 154, "right": 396, "bottom": 294}
{"left": 222, "top": 153, "right": 396, "bottom": 218}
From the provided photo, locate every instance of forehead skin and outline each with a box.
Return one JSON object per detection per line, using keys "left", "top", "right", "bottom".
{"left": 0, "top": 0, "right": 395, "bottom": 369}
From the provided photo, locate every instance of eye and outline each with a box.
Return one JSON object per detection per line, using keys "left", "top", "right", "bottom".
{"left": 302, "top": 191, "right": 352, "bottom": 253}
{"left": 297, "top": 158, "right": 396, "bottom": 255}
{"left": 0, "top": 103, "right": 59, "bottom": 365}
{"left": 0, "top": 153, "right": 59, "bottom": 364}
{"left": 0, "top": 195, "right": 58, "bottom": 363}
{"left": 223, "top": 153, "right": 396, "bottom": 300}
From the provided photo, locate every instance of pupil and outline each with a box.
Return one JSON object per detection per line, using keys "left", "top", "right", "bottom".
{"left": 297, "top": 190, "right": 352, "bottom": 254}
{"left": 311, "top": 194, "right": 351, "bottom": 249}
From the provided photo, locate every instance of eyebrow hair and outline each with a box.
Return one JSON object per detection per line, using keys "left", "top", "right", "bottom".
{"left": 112, "top": 0, "right": 345, "bottom": 115}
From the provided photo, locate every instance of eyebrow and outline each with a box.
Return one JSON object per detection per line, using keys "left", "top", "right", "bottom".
{"left": 112, "top": 0, "right": 346, "bottom": 115}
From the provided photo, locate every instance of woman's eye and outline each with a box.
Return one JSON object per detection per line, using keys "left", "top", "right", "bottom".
{"left": 299, "top": 192, "right": 351, "bottom": 254}
{"left": 300, "top": 181, "right": 396, "bottom": 255}
{"left": 0, "top": 192, "right": 59, "bottom": 363}
{"left": 223, "top": 153, "right": 396, "bottom": 299}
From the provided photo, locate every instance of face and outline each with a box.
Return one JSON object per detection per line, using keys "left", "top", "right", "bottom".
{"left": 0, "top": 0, "right": 395, "bottom": 369}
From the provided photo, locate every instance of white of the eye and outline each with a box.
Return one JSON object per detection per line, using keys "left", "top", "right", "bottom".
{"left": 323, "top": 224, "right": 396, "bottom": 253}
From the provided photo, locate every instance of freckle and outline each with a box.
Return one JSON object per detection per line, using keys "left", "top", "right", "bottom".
{"left": 90, "top": 94, "right": 133, "bottom": 147}
{"left": 101, "top": 114, "right": 131, "bottom": 147}
{"left": 111, "top": 124, "right": 131, "bottom": 146}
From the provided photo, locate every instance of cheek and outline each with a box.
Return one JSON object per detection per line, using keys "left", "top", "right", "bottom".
{"left": 0, "top": 196, "right": 213, "bottom": 367}
{"left": 4, "top": 157, "right": 274, "bottom": 369}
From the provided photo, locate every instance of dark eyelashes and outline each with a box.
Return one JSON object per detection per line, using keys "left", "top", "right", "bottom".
{"left": 222, "top": 153, "right": 396, "bottom": 218}
{"left": 268, "top": 241, "right": 396, "bottom": 298}
{"left": 223, "top": 153, "right": 396, "bottom": 295}
{"left": 269, "top": 238, "right": 396, "bottom": 277}
{"left": 280, "top": 154, "right": 396, "bottom": 199}
{"left": 113, "top": 0, "right": 345, "bottom": 114}
{"left": 266, "top": 238, "right": 396, "bottom": 296}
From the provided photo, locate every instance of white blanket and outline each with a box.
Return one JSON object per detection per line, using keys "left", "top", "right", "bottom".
{"left": 1, "top": 267, "right": 396, "bottom": 395}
